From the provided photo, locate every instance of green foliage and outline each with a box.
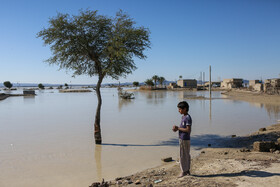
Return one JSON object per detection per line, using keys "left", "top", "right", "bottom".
{"left": 158, "top": 76, "right": 165, "bottom": 85}
{"left": 133, "top": 81, "right": 139, "bottom": 87}
{"left": 37, "top": 9, "right": 151, "bottom": 80}
{"left": 64, "top": 83, "right": 68, "bottom": 87}
{"left": 145, "top": 79, "right": 154, "bottom": 86}
{"left": 38, "top": 83, "right": 45, "bottom": 89}
{"left": 152, "top": 75, "right": 159, "bottom": 87}
{"left": 37, "top": 9, "right": 151, "bottom": 144}
{"left": 3, "top": 81, "right": 13, "bottom": 89}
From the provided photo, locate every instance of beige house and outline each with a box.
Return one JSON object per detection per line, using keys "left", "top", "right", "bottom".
{"left": 265, "top": 78, "right": 280, "bottom": 87}
{"left": 249, "top": 80, "right": 263, "bottom": 92}
{"left": 168, "top": 82, "right": 178, "bottom": 89}
{"left": 177, "top": 79, "right": 197, "bottom": 88}
{"left": 253, "top": 83, "right": 263, "bottom": 92}
{"left": 221, "top": 78, "right": 243, "bottom": 89}
{"left": 249, "top": 80, "right": 260, "bottom": 87}
{"left": 264, "top": 78, "right": 280, "bottom": 92}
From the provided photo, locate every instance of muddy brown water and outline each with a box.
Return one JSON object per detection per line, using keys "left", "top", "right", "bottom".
{"left": 0, "top": 88, "right": 279, "bottom": 186}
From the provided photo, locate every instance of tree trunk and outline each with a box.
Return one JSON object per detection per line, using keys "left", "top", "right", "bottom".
{"left": 94, "top": 78, "right": 103, "bottom": 144}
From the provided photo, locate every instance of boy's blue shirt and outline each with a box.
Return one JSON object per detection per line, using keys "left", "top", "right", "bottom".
{"left": 179, "top": 114, "right": 192, "bottom": 140}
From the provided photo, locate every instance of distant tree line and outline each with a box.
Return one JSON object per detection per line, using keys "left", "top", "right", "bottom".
{"left": 3, "top": 81, "right": 13, "bottom": 89}
{"left": 144, "top": 75, "right": 165, "bottom": 88}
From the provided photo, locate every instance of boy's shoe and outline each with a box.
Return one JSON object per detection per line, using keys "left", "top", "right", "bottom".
{"left": 178, "top": 171, "right": 191, "bottom": 178}
{"left": 177, "top": 172, "right": 185, "bottom": 178}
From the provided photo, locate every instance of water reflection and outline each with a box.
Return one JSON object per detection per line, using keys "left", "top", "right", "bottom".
{"left": 139, "top": 91, "right": 167, "bottom": 105}
{"left": 95, "top": 145, "right": 102, "bottom": 182}
{"left": 118, "top": 98, "right": 134, "bottom": 111}
{"left": 23, "top": 95, "right": 35, "bottom": 104}
{"left": 265, "top": 104, "right": 280, "bottom": 119}
{"left": 209, "top": 96, "right": 212, "bottom": 121}
{"left": 248, "top": 102, "right": 280, "bottom": 119}
{"left": 178, "top": 91, "right": 197, "bottom": 99}
{"left": 249, "top": 102, "right": 264, "bottom": 108}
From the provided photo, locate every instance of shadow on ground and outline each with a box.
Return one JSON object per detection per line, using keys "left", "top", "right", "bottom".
{"left": 101, "top": 134, "right": 227, "bottom": 147}
{"left": 102, "top": 131, "right": 280, "bottom": 149}
{"left": 193, "top": 170, "right": 280, "bottom": 178}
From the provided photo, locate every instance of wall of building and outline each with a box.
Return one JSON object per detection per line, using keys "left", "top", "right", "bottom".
{"left": 221, "top": 78, "right": 243, "bottom": 89}
{"left": 249, "top": 80, "right": 260, "bottom": 87}
{"left": 253, "top": 83, "right": 263, "bottom": 92}
{"left": 177, "top": 79, "right": 197, "bottom": 88}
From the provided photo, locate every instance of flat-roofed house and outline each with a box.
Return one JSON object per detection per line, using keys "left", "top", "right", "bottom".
{"left": 264, "top": 78, "right": 280, "bottom": 93}
{"left": 249, "top": 80, "right": 260, "bottom": 87}
{"left": 221, "top": 78, "right": 243, "bottom": 89}
{"left": 253, "top": 83, "right": 263, "bottom": 92}
{"left": 249, "top": 80, "right": 263, "bottom": 91}
{"left": 168, "top": 82, "right": 178, "bottom": 89}
{"left": 177, "top": 79, "right": 197, "bottom": 88}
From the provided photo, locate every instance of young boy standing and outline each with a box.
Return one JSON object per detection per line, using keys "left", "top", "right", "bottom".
{"left": 172, "top": 101, "right": 192, "bottom": 177}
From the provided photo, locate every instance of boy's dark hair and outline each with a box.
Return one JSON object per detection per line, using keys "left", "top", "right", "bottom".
{"left": 177, "top": 101, "right": 189, "bottom": 112}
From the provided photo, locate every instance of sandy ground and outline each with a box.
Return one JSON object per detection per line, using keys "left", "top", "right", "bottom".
{"left": 90, "top": 90, "right": 280, "bottom": 187}
{"left": 221, "top": 89, "right": 280, "bottom": 105}
{"left": 90, "top": 123, "right": 280, "bottom": 187}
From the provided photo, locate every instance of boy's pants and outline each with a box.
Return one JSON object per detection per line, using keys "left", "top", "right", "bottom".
{"left": 179, "top": 139, "right": 191, "bottom": 172}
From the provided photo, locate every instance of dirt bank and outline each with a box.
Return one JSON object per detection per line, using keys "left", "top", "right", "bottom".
{"left": 90, "top": 123, "right": 280, "bottom": 187}
{"left": 222, "top": 90, "right": 280, "bottom": 105}
{"left": 0, "top": 93, "right": 9, "bottom": 101}
{"left": 0, "top": 93, "right": 35, "bottom": 101}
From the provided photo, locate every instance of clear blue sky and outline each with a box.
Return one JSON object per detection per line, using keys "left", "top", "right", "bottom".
{"left": 0, "top": 0, "right": 279, "bottom": 84}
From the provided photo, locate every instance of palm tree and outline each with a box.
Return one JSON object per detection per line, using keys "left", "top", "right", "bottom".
{"left": 158, "top": 77, "right": 165, "bottom": 87}
{"left": 152, "top": 75, "right": 159, "bottom": 88}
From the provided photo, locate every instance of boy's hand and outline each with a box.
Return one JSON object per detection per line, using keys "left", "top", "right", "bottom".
{"left": 172, "top": 125, "right": 178, "bottom": 132}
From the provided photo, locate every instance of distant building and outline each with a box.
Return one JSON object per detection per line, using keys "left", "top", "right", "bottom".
{"left": 23, "top": 90, "right": 35, "bottom": 95}
{"left": 205, "top": 81, "right": 221, "bottom": 87}
{"left": 249, "top": 80, "right": 263, "bottom": 92}
{"left": 264, "top": 78, "right": 280, "bottom": 93}
{"left": 265, "top": 78, "right": 280, "bottom": 87}
{"left": 177, "top": 79, "right": 197, "bottom": 88}
{"left": 249, "top": 80, "right": 261, "bottom": 87}
{"left": 168, "top": 82, "right": 177, "bottom": 89}
{"left": 253, "top": 83, "right": 263, "bottom": 92}
{"left": 221, "top": 78, "right": 243, "bottom": 89}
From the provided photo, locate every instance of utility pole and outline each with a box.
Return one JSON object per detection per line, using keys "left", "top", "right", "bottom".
{"left": 209, "top": 65, "right": 212, "bottom": 97}
{"left": 203, "top": 72, "right": 205, "bottom": 85}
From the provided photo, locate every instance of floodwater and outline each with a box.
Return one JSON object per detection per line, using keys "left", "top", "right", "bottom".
{"left": 0, "top": 88, "right": 279, "bottom": 187}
